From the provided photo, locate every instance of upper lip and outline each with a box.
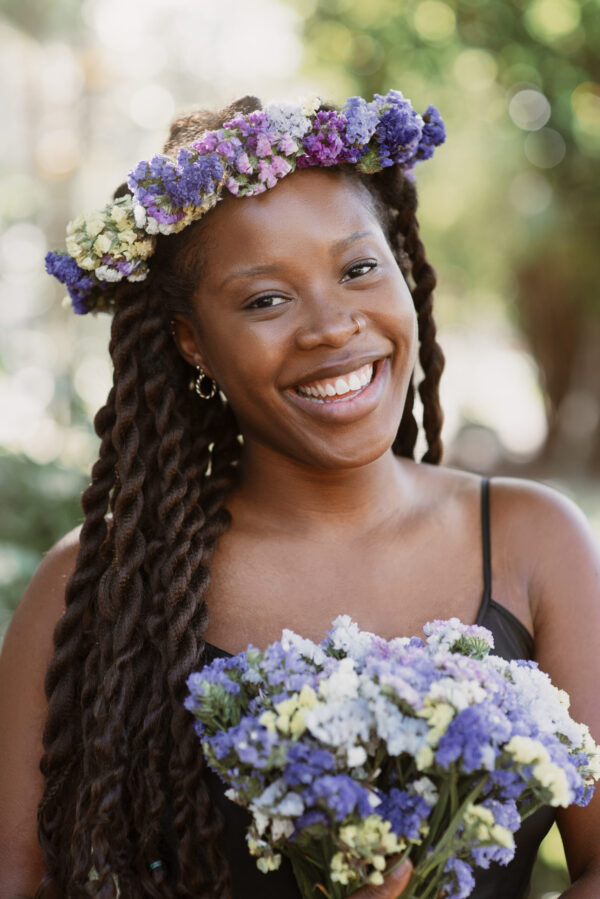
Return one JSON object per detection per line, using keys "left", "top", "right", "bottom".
{"left": 286, "top": 352, "right": 389, "bottom": 388}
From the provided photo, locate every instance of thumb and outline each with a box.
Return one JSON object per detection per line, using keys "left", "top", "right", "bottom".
{"left": 354, "top": 859, "right": 413, "bottom": 899}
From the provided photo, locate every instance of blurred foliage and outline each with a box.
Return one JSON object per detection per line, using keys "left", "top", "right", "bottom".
{"left": 0, "top": 452, "right": 85, "bottom": 631}
{"left": 286, "top": 0, "right": 600, "bottom": 473}
{"left": 0, "top": 0, "right": 81, "bottom": 38}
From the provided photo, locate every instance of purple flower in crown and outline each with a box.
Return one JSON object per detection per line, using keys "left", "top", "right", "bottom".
{"left": 129, "top": 149, "right": 223, "bottom": 219}
{"left": 341, "top": 96, "right": 379, "bottom": 162}
{"left": 277, "top": 133, "right": 299, "bottom": 155}
{"left": 45, "top": 251, "right": 97, "bottom": 314}
{"left": 416, "top": 105, "right": 447, "bottom": 161}
{"left": 298, "top": 110, "right": 348, "bottom": 168}
{"left": 235, "top": 151, "right": 253, "bottom": 174}
{"left": 374, "top": 95, "right": 424, "bottom": 167}
{"left": 258, "top": 156, "right": 292, "bottom": 188}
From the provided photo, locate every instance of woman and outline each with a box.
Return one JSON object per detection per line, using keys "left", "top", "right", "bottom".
{"left": 1, "top": 92, "right": 599, "bottom": 898}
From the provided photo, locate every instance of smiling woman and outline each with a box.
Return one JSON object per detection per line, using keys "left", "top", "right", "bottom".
{"left": 1, "top": 92, "right": 600, "bottom": 899}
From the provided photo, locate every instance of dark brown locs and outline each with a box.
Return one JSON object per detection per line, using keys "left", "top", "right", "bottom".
{"left": 36, "top": 97, "right": 445, "bottom": 898}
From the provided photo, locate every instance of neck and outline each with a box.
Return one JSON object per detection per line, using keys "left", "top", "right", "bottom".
{"left": 232, "top": 442, "right": 417, "bottom": 537}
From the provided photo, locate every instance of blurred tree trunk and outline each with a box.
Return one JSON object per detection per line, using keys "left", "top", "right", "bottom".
{"left": 517, "top": 257, "right": 600, "bottom": 474}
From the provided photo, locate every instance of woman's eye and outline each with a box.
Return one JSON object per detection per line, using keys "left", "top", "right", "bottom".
{"left": 343, "top": 260, "right": 378, "bottom": 281}
{"left": 247, "top": 295, "right": 287, "bottom": 309}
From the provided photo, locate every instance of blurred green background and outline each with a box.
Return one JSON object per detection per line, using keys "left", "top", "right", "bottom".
{"left": 1, "top": 0, "right": 599, "bottom": 893}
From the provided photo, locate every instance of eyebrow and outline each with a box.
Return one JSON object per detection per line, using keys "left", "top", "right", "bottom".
{"left": 217, "top": 229, "right": 376, "bottom": 291}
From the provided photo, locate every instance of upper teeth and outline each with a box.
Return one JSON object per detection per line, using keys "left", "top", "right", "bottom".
{"left": 296, "top": 363, "right": 373, "bottom": 398}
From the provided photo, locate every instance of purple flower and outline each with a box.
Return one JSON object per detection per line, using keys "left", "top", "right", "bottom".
{"left": 304, "top": 774, "right": 373, "bottom": 822}
{"left": 283, "top": 744, "right": 336, "bottom": 787}
{"left": 193, "top": 131, "right": 219, "bottom": 153}
{"left": 341, "top": 96, "right": 378, "bottom": 158}
{"left": 293, "top": 808, "right": 330, "bottom": 834}
{"left": 435, "top": 703, "right": 512, "bottom": 772}
{"left": 378, "top": 788, "right": 431, "bottom": 840}
{"left": 256, "top": 133, "right": 273, "bottom": 157}
{"left": 127, "top": 149, "right": 223, "bottom": 219}
{"left": 235, "top": 151, "right": 253, "bottom": 174}
{"left": 416, "top": 105, "right": 447, "bottom": 160}
{"left": 443, "top": 857, "right": 475, "bottom": 899}
{"left": 44, "top": 251, "right": 96, "bottom": 314}
{"left": 277, "top": 133, "right": 299, "bottom": 155}
{"left": 298, "top": 110, "right": 347, "bottom": 168}
{"left": 374, "top": 100, "right": 423, "bottom": 167}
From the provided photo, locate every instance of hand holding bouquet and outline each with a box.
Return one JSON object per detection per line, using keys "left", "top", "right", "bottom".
{"left": 185, "top": 618, "right": 599, "bottom": 899}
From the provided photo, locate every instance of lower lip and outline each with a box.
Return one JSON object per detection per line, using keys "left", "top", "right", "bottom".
{"left": 284, "top": 358, "right": 390, "bottom": 423}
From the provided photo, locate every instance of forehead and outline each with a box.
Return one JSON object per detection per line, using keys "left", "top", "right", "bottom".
{"left": 200, "top": 169, "right": 382, "bottom": 271}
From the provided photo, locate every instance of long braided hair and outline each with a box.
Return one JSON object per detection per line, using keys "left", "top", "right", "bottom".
{"left": 36, "top": 96, "right": 445, "bottom": 897}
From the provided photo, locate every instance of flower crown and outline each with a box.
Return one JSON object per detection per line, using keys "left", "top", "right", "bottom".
{"left": 45, "top": 90, "right": 445, "bottom": 315}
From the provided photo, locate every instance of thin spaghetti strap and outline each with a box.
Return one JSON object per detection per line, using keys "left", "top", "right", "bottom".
{"left": 480, "top": 476, "right": 492, "bottom": 610}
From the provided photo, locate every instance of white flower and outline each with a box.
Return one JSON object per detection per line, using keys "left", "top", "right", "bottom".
{"left": 281, "top": 628, "right": 327, "bottom": 665}
{"left": 93, "top": 233, "right": 113, "bottom": 255}
{"left": 319, "top": 657, "right": 359, "bottom": 701}
{"left": 411, "top": 776, "right": 439, "bottom": 807}
{"left": 85, "top": 212, "right": 106, "bottom": 238}
{"left": 533, "top": 761, "right": 572, "bottom": 806}
{"left": 271, "top": 817, "right": 294, "bottom": 841}
{"left": 133, "top": 203, "right": 147, "bottom": 229}
{"left": 95, "top": 264, "right": 123, "bottom": 282}
{"left": 347, "top": 745, "right": 367, "bottom": 767}
{"left": 326, "top": 615, "right": 376, "bottom": 664}
{"left": 300, "top": 95, "right": 321, "bottom": 116}
{"left": 504, "top": 735, "right": 550, "bottom": 766}
{"left": 426, "top": 676, "right": 487, "bottom": 711}
{"left": 305, "top": 698, "right": 372, "bottom": 748}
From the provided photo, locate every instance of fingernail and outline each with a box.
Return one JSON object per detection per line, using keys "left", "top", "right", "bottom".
{"left": 392, "top": 860, "right": 411, "bottom": 880}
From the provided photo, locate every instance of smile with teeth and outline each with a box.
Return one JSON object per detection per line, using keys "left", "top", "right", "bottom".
{"left": 294, "top": 362, "right": 375, "bottom": 401}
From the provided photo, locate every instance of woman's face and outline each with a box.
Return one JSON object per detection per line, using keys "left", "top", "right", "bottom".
{"left": 177, "top": 168, "right": 418, "bottom": 470}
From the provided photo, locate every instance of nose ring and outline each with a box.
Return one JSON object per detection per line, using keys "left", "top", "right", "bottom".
{"left": 352, "top": 314, "right": 363, "bottom": 334}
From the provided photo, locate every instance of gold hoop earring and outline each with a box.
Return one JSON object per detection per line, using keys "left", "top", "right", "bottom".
{"left": 195, "top": 366, "right": 217, "bottom": 400}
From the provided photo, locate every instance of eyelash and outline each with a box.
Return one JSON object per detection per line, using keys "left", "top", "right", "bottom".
{"left": 343, "top": 259, "right": 378, "bottom": 280}
{"left": 246, "top": 260, "right": 378, "bottom": 309}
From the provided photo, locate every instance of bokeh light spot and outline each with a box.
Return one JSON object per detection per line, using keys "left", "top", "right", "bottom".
{"left": 413, "top": 1, "right": 456, "bottom": 42}
{"left": 508, "top": 172, "right": 553, "bottom": 215}
{"left": 35, "top": 129, "right": 81, "bottom": 179}
{"left": 129, "top": 84, "right": 175, "bottom": 131}
{"left": 524, "top": 0, "right": 581, "bottom": 42}
{"left": 524, "top": 128, "right": 566, "bottom": 168}
{"left": 454, "top": 49, "right": 498, "bottom": 91}
{"left": 508, "top": 89, "right": 551, "bottom": 131}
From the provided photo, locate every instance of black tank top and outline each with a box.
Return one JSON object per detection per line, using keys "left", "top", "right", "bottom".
{"left": 200, "top": 477, "right": 556, "bottom": 898}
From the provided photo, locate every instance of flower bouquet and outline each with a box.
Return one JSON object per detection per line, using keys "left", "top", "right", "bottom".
{"left": 185, "top": 618, "right": 599, "bottom": 899}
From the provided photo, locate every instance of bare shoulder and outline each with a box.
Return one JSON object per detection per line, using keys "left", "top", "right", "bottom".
{"left": 4, "top": 524, "right": 82, "bottom": 653}
{"left": 483, "top": 476, "right": 599, "bottom": 600}
{"left": 0, "top": 527, "right": 82, "bottom": 886}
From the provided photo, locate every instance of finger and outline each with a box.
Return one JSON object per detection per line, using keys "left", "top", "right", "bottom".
{"left": 354, "top": 859, "right": 413, "bottom": 898}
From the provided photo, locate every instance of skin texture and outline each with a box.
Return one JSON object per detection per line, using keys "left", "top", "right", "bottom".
{"left": 1, "top": 169, "right": 600, "bottom": 897}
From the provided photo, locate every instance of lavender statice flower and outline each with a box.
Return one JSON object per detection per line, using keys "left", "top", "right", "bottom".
{"left": 341, "top": 96, "right": 378, "bottom": 162}
{"left": 443, "top": 857, "right": 476, "bottom": 899}
{"left": 371, "top": 90, "right": 424, "bottom": 167}
{"left": 298, "top": 110, "right": 347, "bottom": 168}
{"left": 265, "top": 102, "right": 312, "bottom": 139}
{"left": 305, "top": 774, "right": 374, "bottom": 822}
{"left": 45, "top": 251, "right": 97, "bottom": 314}
{"left": 377, "top": 788, "right": 430, "bottom": 840}
{"left": 283, "top": 744, "right": 336, "bottom": 787}
{"left": 128, "top": 149, "right": 223, "bottom": 221}
{"left": 435, "top": 702, "right": 513, "bottom": 772}
{"left": 417, "top": 105, "right": 447, "bottom": 160}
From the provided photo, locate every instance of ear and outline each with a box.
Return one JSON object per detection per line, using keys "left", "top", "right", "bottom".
{"left": 170, "top": 314, "right": 213, "bottom": 377}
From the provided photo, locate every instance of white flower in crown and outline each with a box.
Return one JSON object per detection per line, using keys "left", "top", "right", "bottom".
{"left": 300, "top": 94, "right": 321, "bottom": 117}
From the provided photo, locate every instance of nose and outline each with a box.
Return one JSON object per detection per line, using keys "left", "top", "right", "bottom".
{"left": 294, "top": 305, "right": 361, "bottom": 351}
